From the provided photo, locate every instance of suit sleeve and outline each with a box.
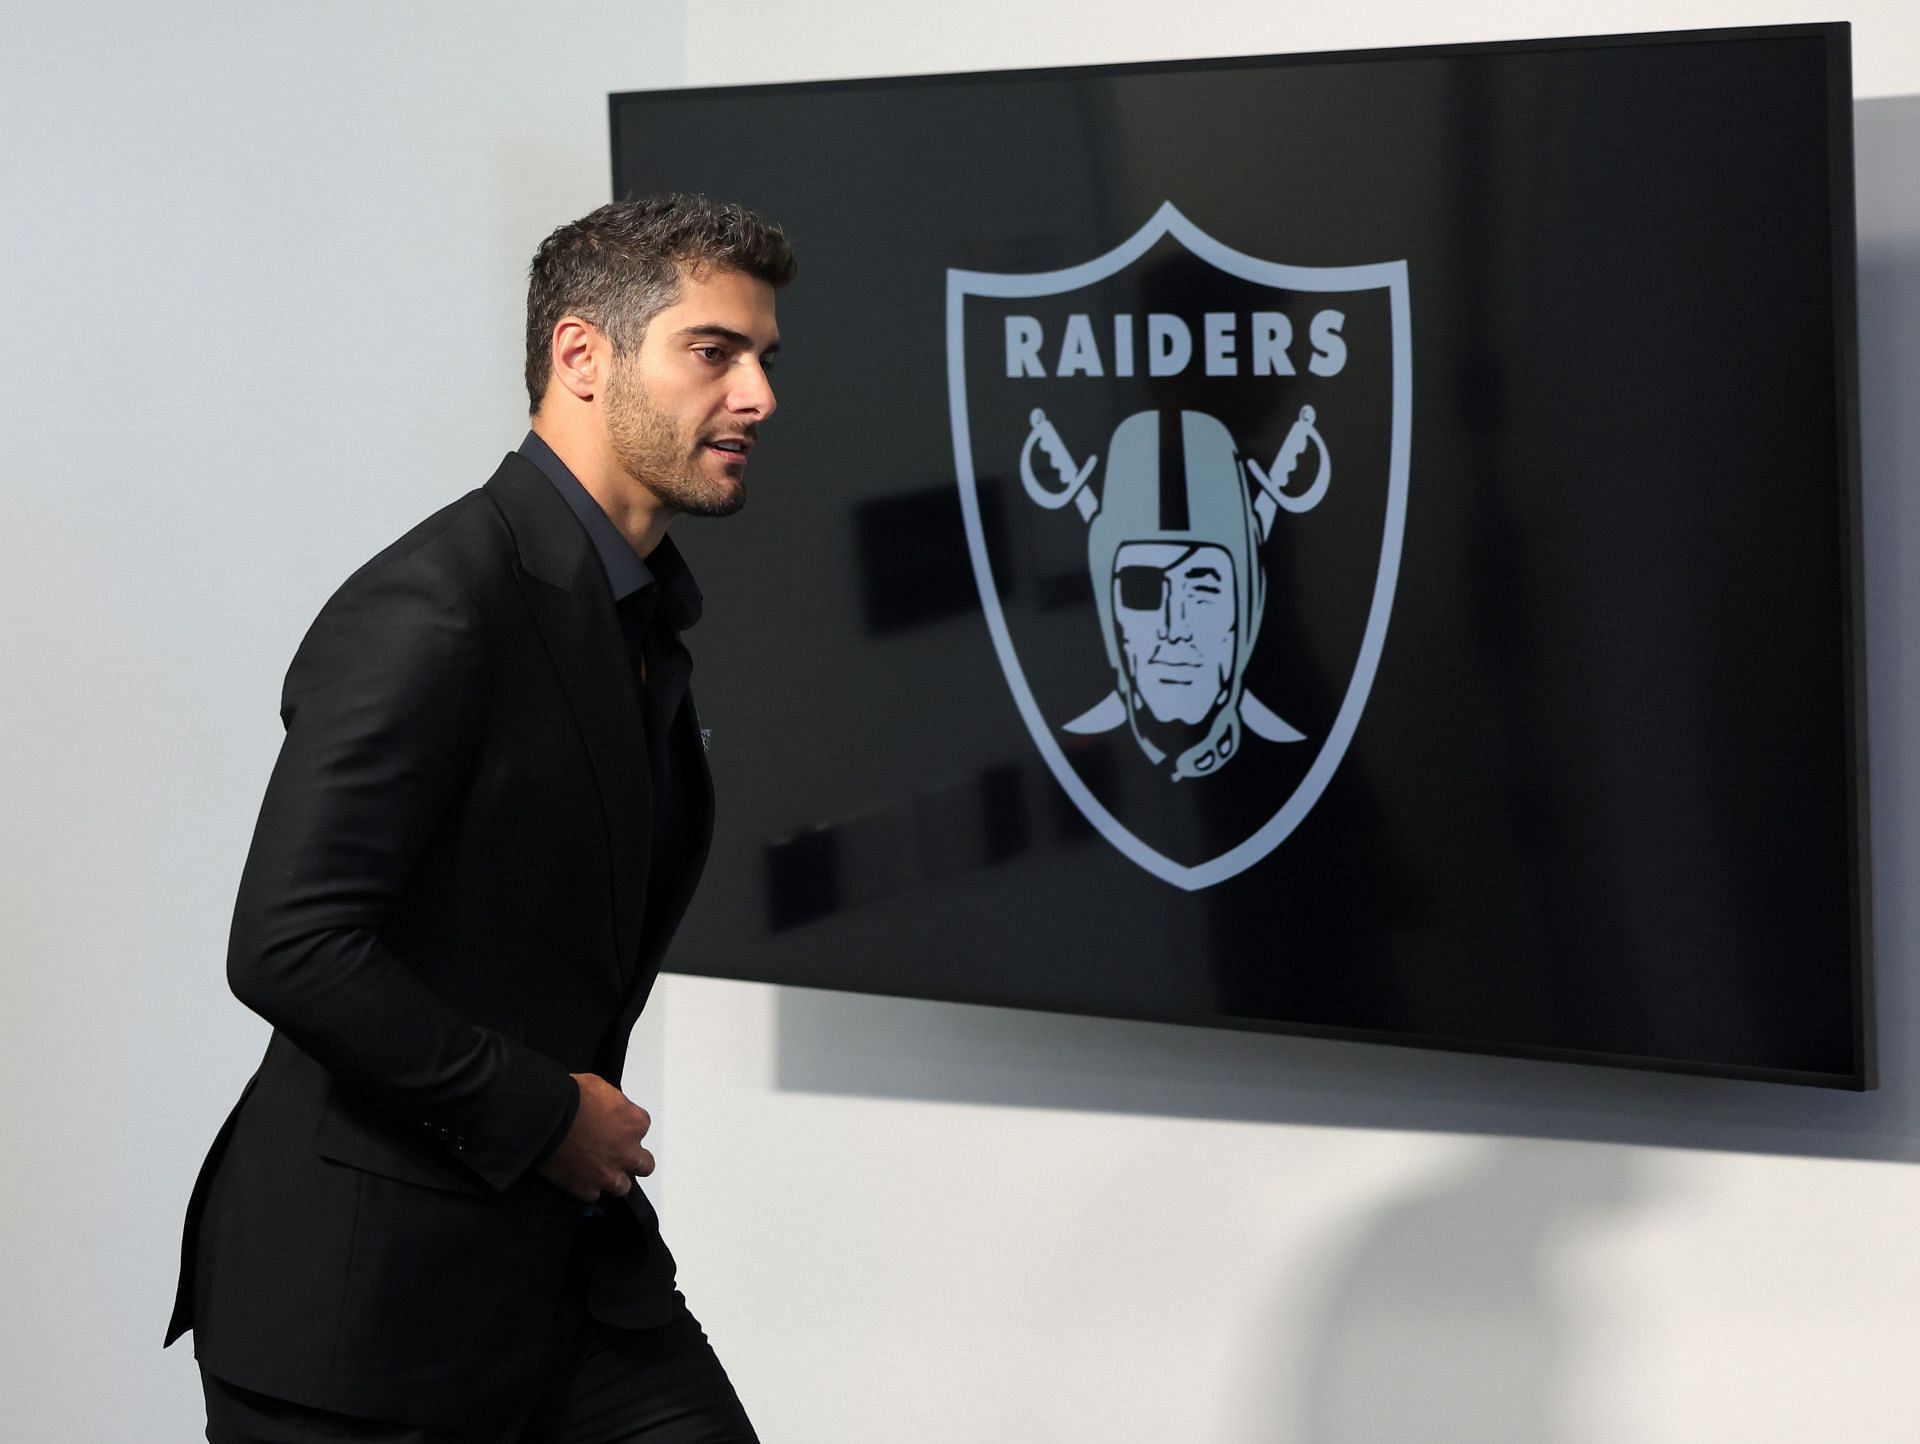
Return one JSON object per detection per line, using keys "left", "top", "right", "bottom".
{"left": 227, "top": 551, "right": 577, "bottom": 1192}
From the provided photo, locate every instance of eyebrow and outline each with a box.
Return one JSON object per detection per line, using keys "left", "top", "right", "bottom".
{"left": 672, "top": 324, "right": 781, "bottom": 356}
{"left": 1184, "top": 566, "right": 1223, "bottom": 582}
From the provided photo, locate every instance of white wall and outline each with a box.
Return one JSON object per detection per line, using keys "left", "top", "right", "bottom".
{"left": 4, "top": 4, "right": 1917, "bottom": 1441}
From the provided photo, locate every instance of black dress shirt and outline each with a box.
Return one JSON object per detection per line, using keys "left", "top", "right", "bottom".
{"left": 517, "top": 431, "right": 704, "bottom": 1162}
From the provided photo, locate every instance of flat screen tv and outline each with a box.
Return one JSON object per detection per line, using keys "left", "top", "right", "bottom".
{"left": 609, "top": 23, "right": 1869, "bottom": 1088}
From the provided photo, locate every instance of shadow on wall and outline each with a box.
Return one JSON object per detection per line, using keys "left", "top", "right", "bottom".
{"left": 1278, "top": 1141, "right": 1645, "bottom": 1444}
{"left": 768, "top": 95, "right": 1920, "bottom": 1165}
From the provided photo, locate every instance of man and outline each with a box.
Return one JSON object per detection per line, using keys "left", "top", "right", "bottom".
{"left": 165, "top": 194, "right": 792, "bottom": 1443}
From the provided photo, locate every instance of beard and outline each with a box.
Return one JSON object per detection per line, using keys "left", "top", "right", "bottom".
{"left": 605, "top": 362, "right": 748, "bottom": 518}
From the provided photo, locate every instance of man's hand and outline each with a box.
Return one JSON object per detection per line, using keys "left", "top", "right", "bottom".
{"left": 536, "top": 1073, "right": 654, "bottom": 1203}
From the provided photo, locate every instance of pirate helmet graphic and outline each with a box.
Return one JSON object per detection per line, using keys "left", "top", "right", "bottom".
{"left": 1023, "top": 402, "right": 1326, "bottom": 781}
{"left": 1090, "top": 410, "right": 1265, "bottom": 778}
{"left": 948, "top": 201, "right": 1409, "bottom": 886}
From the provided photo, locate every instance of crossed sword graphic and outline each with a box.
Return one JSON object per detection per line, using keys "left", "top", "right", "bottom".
{"left": 1017, "top": 406, "right": 1332, "bottom": 746}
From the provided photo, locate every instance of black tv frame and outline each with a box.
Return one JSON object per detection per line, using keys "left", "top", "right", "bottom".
{"left": 609, "top": 22, "right": 1872, "bottom": 1090}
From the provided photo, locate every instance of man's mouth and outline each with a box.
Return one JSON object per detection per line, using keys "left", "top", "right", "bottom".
{"left": 705, "top": 436, "right": 754, "bottom": 462}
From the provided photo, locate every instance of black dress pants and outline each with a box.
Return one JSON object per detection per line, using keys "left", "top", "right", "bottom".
{"left": 201, "top": 1220, "right": 758, "bottom": 1444}
{"left": 201, "top": 1314, "right": 756, "bottom": 1444}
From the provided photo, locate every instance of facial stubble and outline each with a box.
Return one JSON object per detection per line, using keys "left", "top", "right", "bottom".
{"left": 605, "top": 361, "right": 748, "bottom": 519}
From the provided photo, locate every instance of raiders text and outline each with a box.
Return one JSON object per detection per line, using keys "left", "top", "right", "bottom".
{"left": 1003, "top": 311, "right": 1347, "bottom": 380}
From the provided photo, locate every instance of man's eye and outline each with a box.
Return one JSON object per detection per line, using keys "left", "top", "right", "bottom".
{"left": 696, "top": 346, "right": 726, "bottom": 363}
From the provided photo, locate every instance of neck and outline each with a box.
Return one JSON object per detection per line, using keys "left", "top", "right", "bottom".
{"left": 530, "top": 415, "right": 674, "bottom": 559}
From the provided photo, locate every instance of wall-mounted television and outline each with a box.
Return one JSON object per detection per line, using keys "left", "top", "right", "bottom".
{"left": 610, "top": 22, "right": 1870, "bottom": 1088}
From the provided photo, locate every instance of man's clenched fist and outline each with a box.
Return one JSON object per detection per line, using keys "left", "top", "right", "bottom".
{"left": 536, "top": 1073, "right": 654, "bottom": 1202}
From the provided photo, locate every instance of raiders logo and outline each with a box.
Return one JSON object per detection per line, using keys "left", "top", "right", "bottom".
{"left": 946, "top": 203, "right": 1411, "bottom": 890}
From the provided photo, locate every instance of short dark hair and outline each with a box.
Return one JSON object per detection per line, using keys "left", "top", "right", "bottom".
{"left": 524, "top": 193, "right": 796, "bottom": 413}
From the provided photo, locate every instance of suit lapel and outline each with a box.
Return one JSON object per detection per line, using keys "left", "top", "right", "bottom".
{"left": 485, "top": 457, "right": 649, "bottom": 994}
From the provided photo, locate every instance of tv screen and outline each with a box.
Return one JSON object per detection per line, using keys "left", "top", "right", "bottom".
{"left": 610, "top": 23, "right": 1869, "bottom": 1087}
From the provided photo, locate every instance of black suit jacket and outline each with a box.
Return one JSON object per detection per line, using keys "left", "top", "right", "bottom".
{"left": 165, "top": 454, "right": 714, "bottom": 1430}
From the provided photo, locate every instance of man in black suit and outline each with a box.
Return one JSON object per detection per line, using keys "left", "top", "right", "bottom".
{"left": 165, "top": 194, "right": 792, "bottom": 1443}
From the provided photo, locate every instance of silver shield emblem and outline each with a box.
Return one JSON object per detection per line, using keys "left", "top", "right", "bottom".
{"left": 947, "top": 203, "right": 1411, "bottom": 890}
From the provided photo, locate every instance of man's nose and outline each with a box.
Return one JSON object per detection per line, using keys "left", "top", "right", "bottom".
{"left": 730, "top": 359, "right": 776, "bottom": 420}
{"left": 1160, "top": 589, "right": 1192, "bottom": 641}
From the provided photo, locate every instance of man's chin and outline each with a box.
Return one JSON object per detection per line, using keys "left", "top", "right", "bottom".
{"left": 683, "top": 482, "right": 746, "bottom": 518}
{"left": 660, "top": 468, "right": 747, "bottom": 518}
{"left": 1138, "top": 686, "right": 1213, "bottom": 729}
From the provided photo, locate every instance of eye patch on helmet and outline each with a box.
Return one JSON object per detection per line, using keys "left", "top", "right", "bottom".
{"left": 1115, "top": 566, "right": 1168, "bottom": 611}
{"left": 1114, "top": 545, "right": 1206, "bottom": 611}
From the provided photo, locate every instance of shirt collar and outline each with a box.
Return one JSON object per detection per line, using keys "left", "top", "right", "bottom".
{"left": 518, "top": 431, "right": 703, "bottom": 630}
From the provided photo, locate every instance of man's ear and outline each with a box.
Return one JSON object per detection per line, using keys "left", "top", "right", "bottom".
{"left": 548, "top": 316, "right": 607, "bottom": 403}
